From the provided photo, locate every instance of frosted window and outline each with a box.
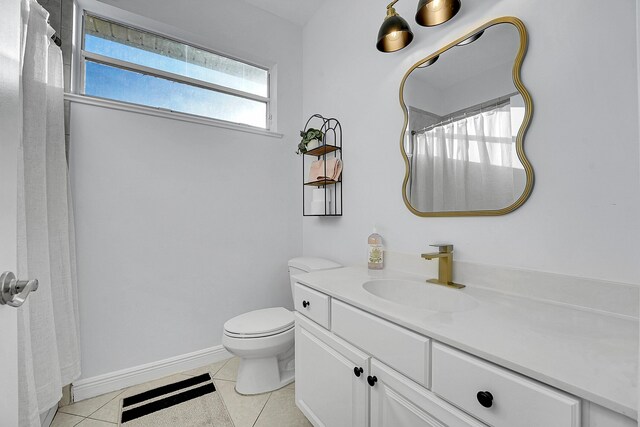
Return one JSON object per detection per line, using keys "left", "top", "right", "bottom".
{"left": 81, "top": 14, "right": 270, "bottom": 128}
{"left": 85, "top": 61, "right": 267, "bottom": 128}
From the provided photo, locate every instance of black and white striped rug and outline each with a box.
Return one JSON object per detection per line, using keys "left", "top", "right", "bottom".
{"left": 119, "top": 373, "right": 233, "bottom": 426}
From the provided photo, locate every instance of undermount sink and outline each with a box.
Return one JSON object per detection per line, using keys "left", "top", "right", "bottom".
{"left": 363, "top": 279, "right": 478, "bottom": 313}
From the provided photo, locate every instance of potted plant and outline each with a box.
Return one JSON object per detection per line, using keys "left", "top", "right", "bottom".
{"left": 297, "top": 128, "right": 324, "bottom": 154}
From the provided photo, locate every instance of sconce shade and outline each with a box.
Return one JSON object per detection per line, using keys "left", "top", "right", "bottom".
{"left": 457, "top": 30, "right": 483, "bottom": 46}
{"left": 377, "top": 8, "right": 414, "bottom": 52}
{"left": 415, "top": 0, "right": 461, "bottom": 27}
{"left": 417, "top": 55, "right": 439, "bottom": 68}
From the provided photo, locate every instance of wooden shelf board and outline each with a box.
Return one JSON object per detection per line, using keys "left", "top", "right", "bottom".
{"left": 304, "top": 179, "right": 341, "bottom": 187}
{"left": 304, "top": 145, "right": 341, "bottom": 156}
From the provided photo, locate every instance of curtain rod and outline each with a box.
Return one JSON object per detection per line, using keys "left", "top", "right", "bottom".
{"left": 412, "top": 91, "right": 519, "bottom": 135}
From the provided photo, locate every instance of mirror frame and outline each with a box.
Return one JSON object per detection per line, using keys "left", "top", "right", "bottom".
{"left": 399, "top": 16, "right": 534, "bottom": 217}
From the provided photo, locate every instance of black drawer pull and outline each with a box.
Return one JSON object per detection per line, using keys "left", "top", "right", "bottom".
{"left": 367, "top": 375, "right": 377, "bottom": 387}
{"left": 302, "top": 300, "right": 310, "bottom": 308}
{"left": 477, "top": 391, "right": 493, "bottom": 408}
{"left": 353, "top": 367, "right": 363, "bottom": 377}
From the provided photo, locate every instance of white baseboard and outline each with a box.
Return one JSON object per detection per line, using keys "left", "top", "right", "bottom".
{"left": 72, "top": 345, "right": 232, "bottom": 402}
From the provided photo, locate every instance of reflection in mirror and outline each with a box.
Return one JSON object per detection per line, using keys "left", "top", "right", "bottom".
{"left": 401, "top": 18, "right": 533, "bottom": 215}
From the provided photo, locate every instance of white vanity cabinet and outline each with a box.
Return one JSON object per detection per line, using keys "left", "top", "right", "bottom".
{"left": 431, "top": 343, "right": 580, "bottom": 427}
{"left": 370, "top": 359, "right": 486, "bottom": 427}
{"left": 293, "top": 282, "right": 633, "bottom": 427}
{"left": 295, "top": 314, "right": 370, "bottom": 427}
{"left": 295, "top": 313, "right": 479, "bottom": 427}
{"left": 332, "top": 299, "right": 430, "bottom": 387}
{"left": 294, "top": 283, "right": 332, "bottom": 329}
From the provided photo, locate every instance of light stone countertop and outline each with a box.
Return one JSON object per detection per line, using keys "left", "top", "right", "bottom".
{"left": 293, "top": 266, "right": 638, "bottom": 419}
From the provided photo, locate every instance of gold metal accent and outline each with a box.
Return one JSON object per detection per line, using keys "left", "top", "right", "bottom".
{"left": 415, "top": 0, "right": 461, "bottom": 27}
{"left": 421, "top": 244, "right": 465, "bottom": 289}
{"left": 387, "top": 0, "right": 400, "bottom": 13}
{"left": 399, "top": 16, "right": 534, "bottom": 217}
{"left": 377, "top": 0, "right": 414, "bottom": 53}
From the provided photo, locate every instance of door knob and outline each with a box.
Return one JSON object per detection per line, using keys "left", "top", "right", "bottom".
{"left": 353, "top": 367, "right": 363, "bottom": 377}
{"left": 367, "top": 375, "right": 378, "bottom": 387}
{"left": 0, "top": 272, "right": 39, "bottom": 308}
{"left": 476, "top": 391, "right": 493, "bottom": 408}
{"left": 302, "top": 300, "right": 310, "bottom": 308}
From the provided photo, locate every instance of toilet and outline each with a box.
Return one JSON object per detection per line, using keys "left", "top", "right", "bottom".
{"left": 222, "top": 257, "right": 341, "bottom": 395}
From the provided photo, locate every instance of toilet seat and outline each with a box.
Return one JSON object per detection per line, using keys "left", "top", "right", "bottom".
{"left": 223, "top": 307, "right": 294, "bottom": 339}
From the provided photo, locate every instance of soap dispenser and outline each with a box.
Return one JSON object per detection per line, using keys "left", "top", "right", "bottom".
{"left": 368, "top": 227, "right": 384, "bottom": 270}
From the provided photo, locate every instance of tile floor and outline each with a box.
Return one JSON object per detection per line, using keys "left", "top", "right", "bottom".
{"left": 51, "top": 357, "right": 312, "bottom": 427}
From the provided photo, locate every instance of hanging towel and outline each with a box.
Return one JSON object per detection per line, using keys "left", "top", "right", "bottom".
{"left": 308, "top": 159, "right": 325, "bottom": 182}
{"left": 307, "top": 158, "right": 343, "bottom": 182}
{"left": 326, "top": 158, "right": 342, "bottom": 181}
{"left": 319, "top": 158, "right": 342, "bottom": 181}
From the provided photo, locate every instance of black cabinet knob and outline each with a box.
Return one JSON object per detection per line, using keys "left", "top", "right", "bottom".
{"left": 302, "top": 300, "right": 310, "bottom": 308}
{"left": 477, "top": 391, "right": 493, "bottom": 408}
{"left": 353, "top": 367, "right": 363, "bottom": 377}
{"left": 367, "top": 375, "right": 378, "bottom": 387}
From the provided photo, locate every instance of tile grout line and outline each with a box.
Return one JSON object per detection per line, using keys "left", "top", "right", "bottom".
{"left": 251, "top": 391, "right": 273, "bottom": 427}
{"left": 57, "top": 390, "right": 123, "bottom": 417}
{"left": 89, "top": 391, "right": 125, "bottom": 420}
{"left": 85, "top": 415, "right": 118, "bottom": 424}
{"left": 212, "top": 378, "right": 235, "bottom": 384}
{"left": 212, "top": 379, "right": 236, "bottom": 427}
{"left": 72, "top": 414, "right": 86, "bottom": 427}
{"left": 50, "top": 409, "right": 86, "bottom": 426}
{"left": 212, "top": 377, "right": 271, "bottom": 427}
{"left": 183, "top": 358, "right": 231, "bottom": 379}
{"left": 211, "top": 358, "right": 232, "bottom": 377}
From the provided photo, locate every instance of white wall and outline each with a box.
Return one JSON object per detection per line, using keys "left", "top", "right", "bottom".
{"left": 70, "top": 1, "right": 302, "bottom": 379}
{"left": 302, "top": 0, "right": 640, "bottom": 284}
{"left": 443, "top": 60, "right": 514, "bottom": 113}
{"left": 404, "top": 77, "right": 444, "bottom": 115}
{"left": 405, "top": 60, "right": 514, "bottom": 116}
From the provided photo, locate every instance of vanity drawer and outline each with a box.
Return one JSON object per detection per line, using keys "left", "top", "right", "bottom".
{"left": 331, "top": 299, "right": 430, "bottom": 387}
{"left": 294, "top": 283, "right": 331, "bottom": 329}
{"left": 432, "top": 343, "right": 580, "bottom": 427}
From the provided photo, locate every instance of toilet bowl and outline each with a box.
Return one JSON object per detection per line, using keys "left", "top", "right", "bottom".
{"left": 222, "top": 257, "right": 341, "bottom": 395}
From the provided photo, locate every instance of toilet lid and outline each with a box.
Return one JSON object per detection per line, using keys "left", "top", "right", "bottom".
{"left": 224, "top": 307, "right": 294, "bottom": 337}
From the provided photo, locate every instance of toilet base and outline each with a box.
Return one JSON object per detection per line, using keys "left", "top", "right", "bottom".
{"left": 222, "top": 327, "right": 295, "bottom": 395}
{"left": 235, "top": 353, "right": 295, "bottom": 395}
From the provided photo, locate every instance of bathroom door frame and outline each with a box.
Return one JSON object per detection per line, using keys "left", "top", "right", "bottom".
{"left": 0, "top": 0, "right": 23, "bottom": 424}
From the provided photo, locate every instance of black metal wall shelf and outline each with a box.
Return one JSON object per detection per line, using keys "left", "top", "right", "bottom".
{"left": 302, "top": 114, "right": 342, "bottom": 217}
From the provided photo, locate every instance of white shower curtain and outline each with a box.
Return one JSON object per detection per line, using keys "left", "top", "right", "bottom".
{"left": 17, "top": 1, "right": 81, "bottom": 425}
{"left": 409, "top": 103, "right": 520, "bottom": 211}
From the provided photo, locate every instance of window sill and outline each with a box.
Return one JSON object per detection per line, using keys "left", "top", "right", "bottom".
{"left": 64, "top": 93, "right": 284, "bottom": 139}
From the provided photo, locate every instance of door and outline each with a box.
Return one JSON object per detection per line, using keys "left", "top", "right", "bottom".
{"left": 370, "top": 359, "right": 487, "bottom": 427}
{"left": 295, "top": 314, "right": 369, "bottom": 427}
{"left": 0, "top": 0, "right": 23, "bottom": 425}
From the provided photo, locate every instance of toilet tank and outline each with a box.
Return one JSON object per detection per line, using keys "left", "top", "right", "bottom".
{"left": 288, "top": 257, "right": 342, "bottom": 296}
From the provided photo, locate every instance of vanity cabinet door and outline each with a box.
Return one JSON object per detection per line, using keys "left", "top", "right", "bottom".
{"left": 295, "top": 314, "right": 369, "bottom": 427}
{"left": 370, "top": 359, "right": 487, "bottom": 427}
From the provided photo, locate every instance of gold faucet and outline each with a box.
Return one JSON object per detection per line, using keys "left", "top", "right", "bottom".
{"left": 421, "top": 244, "right": 465, "bottom": 289}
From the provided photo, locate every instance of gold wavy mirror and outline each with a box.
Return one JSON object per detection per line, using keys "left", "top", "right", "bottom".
{"left": 400, "top": 17, "right": 533, "bottom": 217}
